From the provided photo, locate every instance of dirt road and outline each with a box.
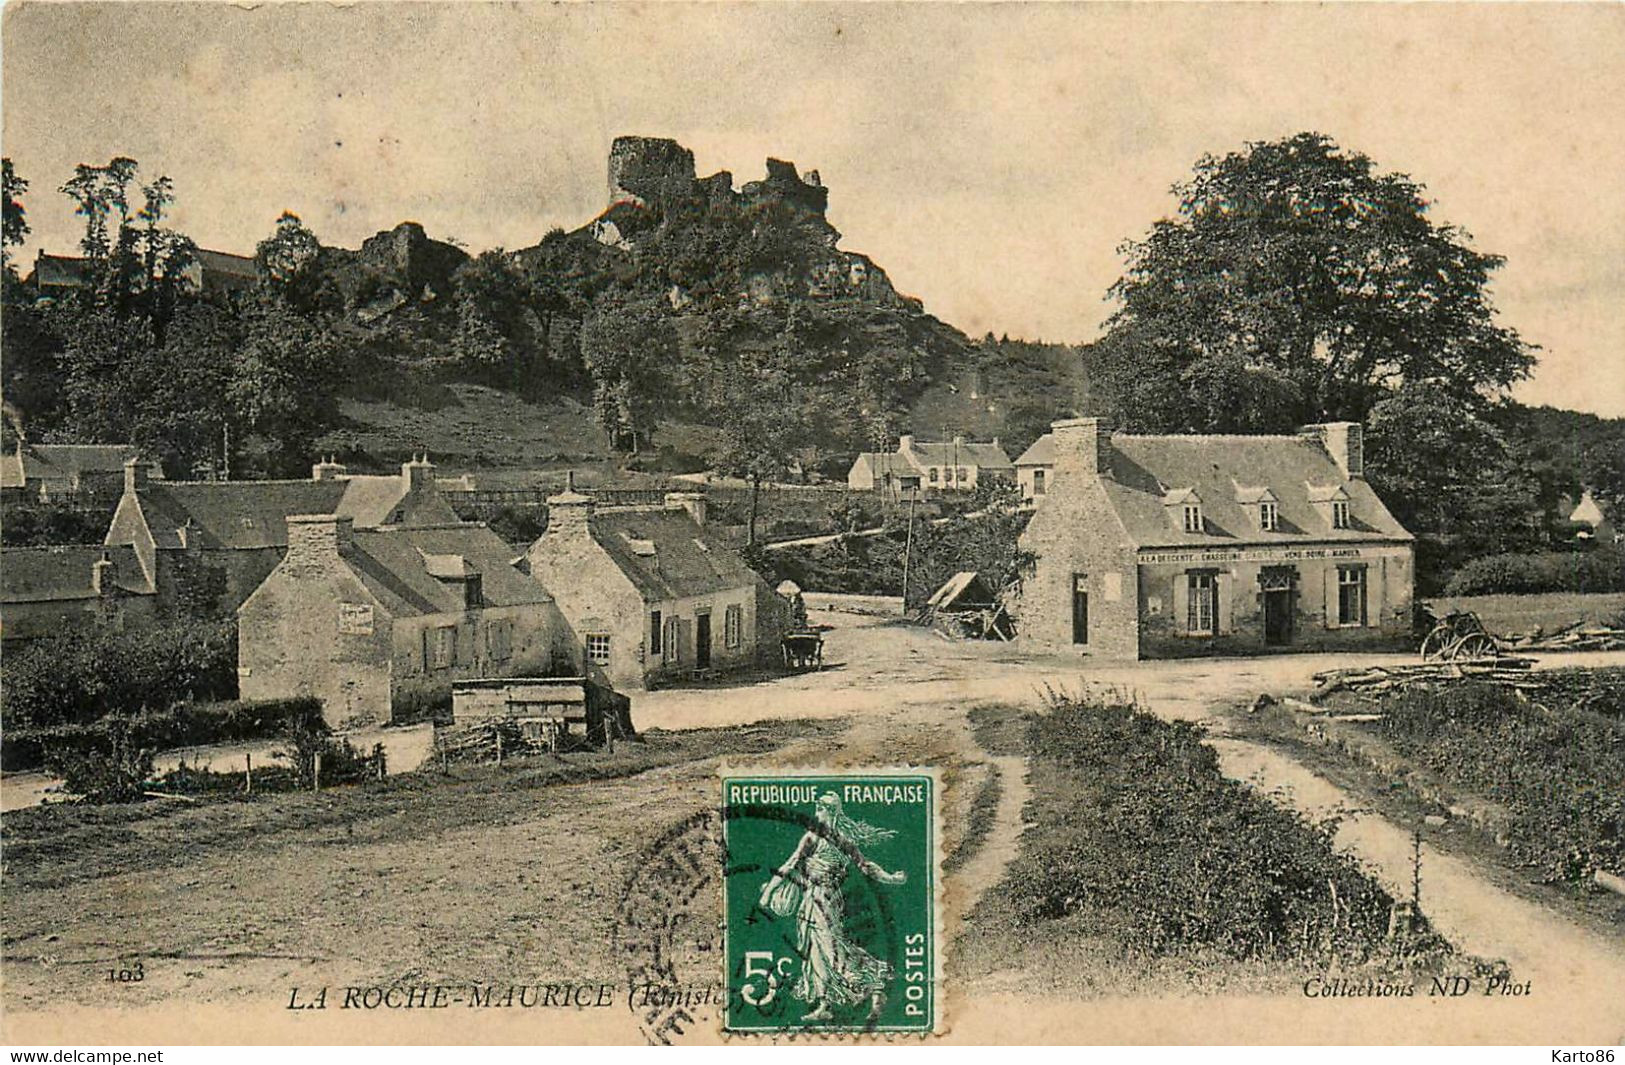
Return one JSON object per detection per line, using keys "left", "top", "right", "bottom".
{"left": 640, "top": 612, "right": 1625, "bottom": 1010}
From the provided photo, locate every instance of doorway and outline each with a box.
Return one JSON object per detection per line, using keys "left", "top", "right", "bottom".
{"left": 1260, "top": 568, "right": 1296, "bottom": 646}
{"left": 1071, "top": 575, "right": 1089, "bottom": 645}
{"left": 695, "top": 612, "right": 713, "bottom": 668}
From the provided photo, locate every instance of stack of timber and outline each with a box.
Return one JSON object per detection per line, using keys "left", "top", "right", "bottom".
{"left": 1313, "top": 656, "right": 1543, "bottom": 698}
{"left": 1499, "top": 621, "right": 1625, "bottom": 653}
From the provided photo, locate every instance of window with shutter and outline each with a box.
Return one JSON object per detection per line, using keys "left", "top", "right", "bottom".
{"left": 1186, "top": 572, "right": 1216, "bottom": 635}
{"left": 1337, "top": 566, "right": 1367, "bottom": 626}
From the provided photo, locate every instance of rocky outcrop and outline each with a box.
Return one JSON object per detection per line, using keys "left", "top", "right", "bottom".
{"left": 608, "top": 136, "right": 698, "bottom": 210}
{"left": 358, "top": 222, "right": 468, "bottom": 295}
{"left": 742, "top": 158, "right": 829, "bottom": 215}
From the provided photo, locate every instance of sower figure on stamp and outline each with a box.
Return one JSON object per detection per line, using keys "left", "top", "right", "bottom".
{"left": 758, "top": 792, "right": 907, "bottom": 1023}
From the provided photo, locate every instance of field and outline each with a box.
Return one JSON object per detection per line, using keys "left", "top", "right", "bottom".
{"left": 1423, "top": 591, "right": 1625, "bottom": 639}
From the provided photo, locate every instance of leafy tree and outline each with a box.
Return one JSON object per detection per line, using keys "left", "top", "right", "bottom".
{"left": 57, "top": 310, "right": 160, "bottom": 444}
{"left": 229, "top": 304, "right": 348, "bottom": 476}
{"left": 254, "top": 211, "right": 325, "bottom": 312}
{"left": 1096, "top": 133, "right": 1535, "bottom": 432}
{"left": 703, "top": 320, "right": 808, "bottom": 546}
{"left": 2, "top": 158, "right": 29, "bottom": 274}
{"left": 579, "top": 297, "right": 677, "bottom": 452}
{"left": 1365, "top": 382, "right": 1543, "bottom": 590}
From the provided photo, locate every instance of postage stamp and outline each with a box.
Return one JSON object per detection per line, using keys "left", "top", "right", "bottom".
{"left": 720, "top": 770, "right": 942, "bottom": 1036}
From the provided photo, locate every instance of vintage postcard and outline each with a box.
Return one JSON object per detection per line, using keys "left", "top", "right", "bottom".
{"left": 1, "top": 0, "right": 1622, "bottom": 1050}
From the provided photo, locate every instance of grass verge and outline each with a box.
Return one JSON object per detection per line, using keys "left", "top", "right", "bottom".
{"left": 1, "top": 719, "right": 841, "bottom": 892}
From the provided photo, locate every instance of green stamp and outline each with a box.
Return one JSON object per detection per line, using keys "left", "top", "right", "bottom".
{"left": 721, "top": 770, "right": 940, "bottom": 1035}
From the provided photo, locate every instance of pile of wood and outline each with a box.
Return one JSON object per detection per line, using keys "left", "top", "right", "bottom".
{"left": 1313, "top": 656, "right": 1543, "bottom": 697}
{"left": 1498, "top": 621, "right": 1625, "bottom": 653}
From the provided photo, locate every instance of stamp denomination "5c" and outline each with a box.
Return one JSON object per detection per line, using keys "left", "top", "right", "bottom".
{"left": 721, "top": 770, "right": 941, "bottom": 1035}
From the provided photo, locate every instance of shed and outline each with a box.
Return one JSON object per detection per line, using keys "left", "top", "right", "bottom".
{"left": 922, "top": 571, "right": 1012, "bottom": 640}
{"left": 451, "top": 676, "right": 634, "bottom": 751}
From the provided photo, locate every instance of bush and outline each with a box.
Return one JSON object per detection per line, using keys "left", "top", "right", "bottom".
{"left": 275, "top": 715, "right": 384, "bottom": 788}
{"left": 1443, "top": 547, "right": 1625, "bottom": 597}
{"left": 390, "top": 681, "right": 454, "bottom": 726}
{"left": 41, "top": 718, "right": 155, "bottom": 804}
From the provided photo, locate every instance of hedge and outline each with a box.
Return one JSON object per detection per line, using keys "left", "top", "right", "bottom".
{"left": 3, "top": 697, "right": 323, "bottom": 772}
{"left": 1, "top": 618, "right": 238, "bottom": 732}
{"left": 1443, "top": 547, "right": 1625, "bottom": 597}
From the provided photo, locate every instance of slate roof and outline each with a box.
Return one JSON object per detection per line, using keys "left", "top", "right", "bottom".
{"left": 1098, "top": 434, "right": 1411, "bottom": 548}
{"left": 590, "top": 509, "right": 761, "bottom": 602}
{"left": 0, "top": 545, "right": 153, "bottom": 603}
{"left": 905, "top": 439, "right": 1013, "bottom": 470}
{"left": 344, "top": 524, "right": 552, "bottom": 617}
{"left": 1013, "top": 434, "right": 1056, "bottom": 467}
{"left": 2, "top": 444, "right": 157, "bottom": 488}
{"left": 192, "top": 249, "right": 258, "bottom": 280}
{"left": 851, "top": 452, "right": 921, "bottom": 480}
{"left": 27, "top": 253, "right": 90, "bottom": 289}
{"left": 126, "top": 475, "right": 456, "bottom": 550}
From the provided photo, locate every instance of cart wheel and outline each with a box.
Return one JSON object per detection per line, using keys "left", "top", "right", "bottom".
{"left": 1455, "top": 632, "right": 1498, "bottom": 660}
{"left": 1420, "top": 626, "right": 1453, "bottom": 661}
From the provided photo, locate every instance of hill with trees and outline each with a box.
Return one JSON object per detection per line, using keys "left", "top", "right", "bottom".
{"left": 2, "top": 134, "right": 1617, "bottom": 590}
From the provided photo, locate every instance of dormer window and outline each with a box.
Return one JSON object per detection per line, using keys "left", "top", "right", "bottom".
{"left": 1163, "top": 487, "right": 1203, "bottom": 534}
{"left": 1332, "top": 500, "right": 1350, "bottom": 530}
{"left": 1259, "top": 501, "right": 1279, "bottom": 531}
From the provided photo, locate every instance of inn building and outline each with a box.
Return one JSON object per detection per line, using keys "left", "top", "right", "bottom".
{"left": 1017, "top": 418, "right": 1414, "bottom": 658}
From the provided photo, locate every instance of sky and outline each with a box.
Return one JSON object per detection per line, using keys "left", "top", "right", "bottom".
{"left": 3, "top": 2, "right": 1622, "bottom": 416}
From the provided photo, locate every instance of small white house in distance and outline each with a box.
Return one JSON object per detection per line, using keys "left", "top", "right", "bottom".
{"left": 847, "top": 434, "right": 1013, "bottom": 497}
{"left": 1013, "top": 433, "right": 1057, "bottom": 503}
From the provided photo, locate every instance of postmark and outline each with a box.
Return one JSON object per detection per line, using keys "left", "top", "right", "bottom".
{"left": 720, "top": 770, "right": 942, "bottom": 1035}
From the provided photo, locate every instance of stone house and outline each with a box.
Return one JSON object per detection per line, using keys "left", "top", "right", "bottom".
{"left": 1, "top": 439, "right": 162, "bottom": 502}
{"left": 0, "top": 544, "right": 157, "bottom": 644}
{"left": 238, "top": 515, "right": 568, "bottom": 729}
{"left": 1017, "top": 418, "right": 1414, "bottom": 659}
{"left": 524, "top": 487, "right": 788, "bottom": 691}
{"left": 104, "top": 455, "right": 459, "bottom": 616}
{"left": 1012, "top": 434, "right": 1057, "bottom": 504}
{"left": 847, "top": 435, "right": 1013, "bottom": 496}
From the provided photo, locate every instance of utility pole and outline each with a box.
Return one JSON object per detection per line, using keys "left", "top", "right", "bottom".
{"left": 901, "top": 491, "right": 917, "bottom": 612}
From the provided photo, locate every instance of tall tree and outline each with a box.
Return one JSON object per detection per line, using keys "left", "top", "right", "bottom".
{"left": 1095, "top": 132, "right": 1535, "bottom": 432}
{"left": 254, "top": 211, "right": 325, "bottom": 313}
{"left": 2, "top": 158, "right": 29, "bottom": 275}
{"left": 579, "top": 297, "right": 678, "bottom": 453}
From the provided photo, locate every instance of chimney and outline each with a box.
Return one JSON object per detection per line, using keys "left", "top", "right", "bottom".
{"left": 665, "top": 491, "right": 707, "bottom": 527}
{"left": 1049, "top": 417, "right": 1113, "bottom": 479}
{"left": 898, "top": 434, "right": 915, "bottom": 453}
{"left": 285, "top": 514, "right": 352, "bottom": 572}
{"left": 1300, "top": 422, "right": 1364, "bottom": 480}
{"left": 312, "top": 455, "right": 348, "bottom": 481}
{"left": 91, "top": 551, "right": 115, "bottom": 596}
{"left": 543, "top": 471, "right": 594, "bottom": 543}
{"left": 123, "top": 456, "right": 150, "bottom": 494}
{"left": 953, "top": 434, "right": 965, "bottom": 446}
{"left": 402, "top": 452, "right": 435, "bottom": 491}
